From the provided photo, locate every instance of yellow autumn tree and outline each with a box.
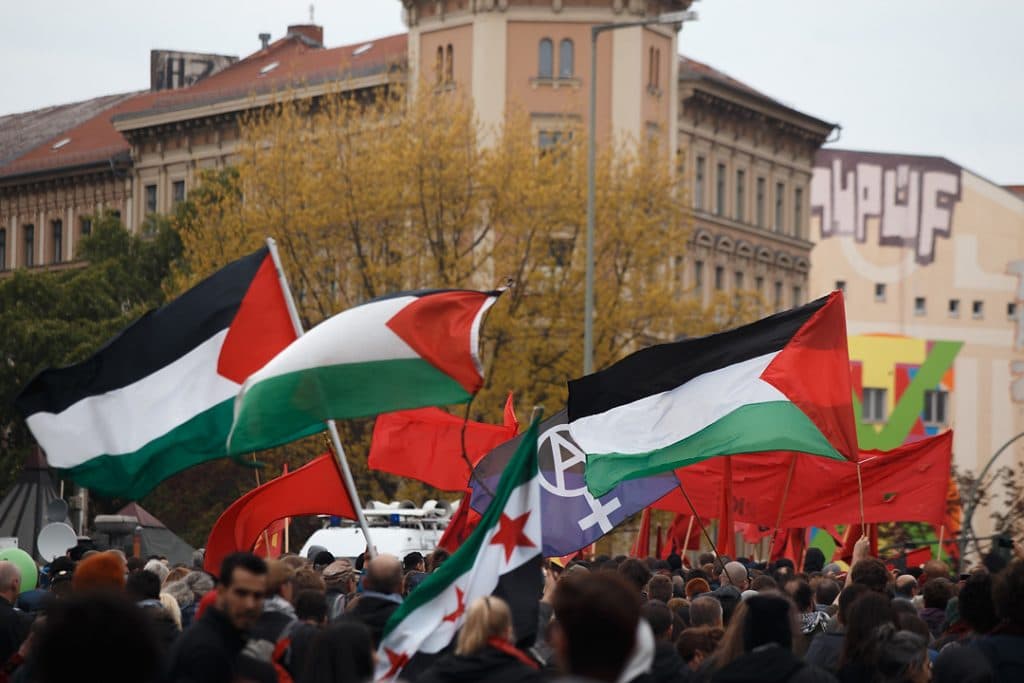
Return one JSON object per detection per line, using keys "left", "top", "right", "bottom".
{"left": 170, "top": 82, "right": 760, "bottom": 507}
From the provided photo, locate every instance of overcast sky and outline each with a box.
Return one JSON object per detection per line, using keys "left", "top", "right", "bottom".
{"left": 2, "top": 1, "right": 1021, "bottom": 184}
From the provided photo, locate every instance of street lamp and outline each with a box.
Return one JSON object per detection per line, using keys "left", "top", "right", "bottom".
{"left": 584, "top": 9, "right": 699, "bottom": 375}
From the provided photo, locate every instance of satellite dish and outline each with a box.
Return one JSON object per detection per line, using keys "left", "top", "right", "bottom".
{"left": 46, "top": 499, "right": 68, "bottom": 523}
{"left": 37, "top": 522, "right": 77, "bottom": 562}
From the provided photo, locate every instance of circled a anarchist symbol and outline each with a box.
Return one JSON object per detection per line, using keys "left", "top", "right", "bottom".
{"left": 537, "top": 423, "right": 589, "bottom": 497}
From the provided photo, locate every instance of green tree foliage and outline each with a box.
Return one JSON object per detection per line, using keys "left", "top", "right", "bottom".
{"left": 0, "top": 213, "right": 181, "bottom": 505}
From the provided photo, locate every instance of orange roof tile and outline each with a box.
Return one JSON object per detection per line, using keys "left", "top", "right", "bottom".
{"left": 0, "top": 32, "right": 409, "bottom": 180}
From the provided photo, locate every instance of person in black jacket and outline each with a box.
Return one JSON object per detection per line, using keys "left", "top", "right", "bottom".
{"left": 417, "top": 595, "right": 542, "bottom": 683}
{"left": 346, "top": 554, "right": 403, "bottom": 647}
{"left": 708, "top": 594, "right": 836, "bottom": 683}
{"left": 126, "top": 568, "right": 180, "bottom": 653}
{"left": 0, "top": 561, "right": 32, "bottom": 666}
{"left": 163, "top": 552, "right": 272, "bottom": 683}
{"left": 642, "top": 600, "right": 688, "bottom": 683}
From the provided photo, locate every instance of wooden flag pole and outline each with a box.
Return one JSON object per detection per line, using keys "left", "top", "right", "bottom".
{"left": 856, "top": 461, "right": 866, "bottom": 529}
{"left": 675, "top": 480, "right": 727, "bottom": 576}
{"left": 681, "top": 514, "right": 696, "bottom": 562}
{"left": 266, "top": 237, "right": 377, "bottom": 559}
{"left": 937, "top": 524, "right": 946, "bottom": 562}
{"left": 767, "top": 456, "right": 798, "bottom": 561}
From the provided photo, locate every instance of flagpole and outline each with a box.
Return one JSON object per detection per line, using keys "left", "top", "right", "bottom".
{"left": 936, "top": 524, "right": 945, "bottom": 562}
{"left": 767, "top": 455, "right": 797, "bottom": 561}
{"left": 266, "top": 237, "right": 377, "bottom": 559}
{"left": 681, "top": 515, "right": 695, "bottom": 560}
{"left": 856, "top": 461, "right": 866, "bottom": 529}
{"left": 675, "top": 480, "right": 727, "bottom": 576}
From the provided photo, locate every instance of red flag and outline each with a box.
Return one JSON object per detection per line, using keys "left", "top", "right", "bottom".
{"left": 716, "top": 457, "right": 737, "bottom": 558}
{"left": 903, "top": 546, "right": 932, "bottom": 568}
{"left": 437, "top": 490, "right": 480, "bottom": 553}
{"left": 938, "top": 476, "right": 962, "bottom": 561}
{"left": 205, "top": 454, "right": 356, "bottom": 575}
{"left": 253, "top": 518, "right": 286, "bottom": 559}
{"left": 503, "top": 393, "right": 519, "bottom": 434}
{"left": 655, "top": 432, "right": 952, "bottom": 529}
{"left": 368, "top": 400, "right": 517, "bottom": 492}
{"left": 769, "top": 528, "right": 807, "bottom": 567}
{"left": 660, "top": 514, "right": 702, "bottom": 558}
{"left": 631, "top": 508, "right": 652, "bottom": 558}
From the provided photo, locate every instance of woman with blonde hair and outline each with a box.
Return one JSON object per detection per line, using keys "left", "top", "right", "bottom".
{"left": 417, "top": 596, "right": 542, "bottom": 683}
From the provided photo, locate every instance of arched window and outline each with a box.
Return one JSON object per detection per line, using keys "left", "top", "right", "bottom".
{"left": 559, "top": 38, "right": 574, "bottom": 78}
{"left": 435, "top": 45, "right": 444, "bottom": 84}
{"left": 538, "top": 38, "right": 553, "bottom": 78}
{"left": 445, "top": 44, "right": 454, "bottom": 83}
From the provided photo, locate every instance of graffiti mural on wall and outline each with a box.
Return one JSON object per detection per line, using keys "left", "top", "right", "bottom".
{"left": 811, "top": 150, "right": 962, "bottom": 266}
{"left": 848, "top": 334, "right": 962, "bottom": 450}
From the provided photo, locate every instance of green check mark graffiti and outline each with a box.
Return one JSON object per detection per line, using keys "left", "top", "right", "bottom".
{"left": 852, "top": 340, "right": 962, "bottom": 450}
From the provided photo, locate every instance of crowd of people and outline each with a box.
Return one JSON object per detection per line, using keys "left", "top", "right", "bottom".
{"left": 0, "top": 536, "right": 1021, "bottom": 683}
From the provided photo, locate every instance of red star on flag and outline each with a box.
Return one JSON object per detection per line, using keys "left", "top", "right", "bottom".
{"left": 442, "top": 587, "right": 466, "bottom": 623}
{"left": 489, "top": 512, "right": 536, "bottom": 562}
{"left": 381, "top": 648, "right": 410, "bottom": 680}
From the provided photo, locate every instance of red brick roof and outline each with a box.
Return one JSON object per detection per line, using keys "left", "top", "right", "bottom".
{"left": 0, "top": 32, "right": 408, "bottom": 180}
{"left": 678, "top": 54, "right": 774, "bottom": 101}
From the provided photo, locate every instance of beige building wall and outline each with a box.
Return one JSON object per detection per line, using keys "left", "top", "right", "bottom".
{"left": 809, "top": 149, "right": 1024, "bottom": 543}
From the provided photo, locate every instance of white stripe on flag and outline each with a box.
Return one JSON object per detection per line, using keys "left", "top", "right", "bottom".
{"left": 568, "top": 351, "right": 786, "bottom": 455}
{"left": 25, "top": 331, "right": 237, "bottom": 467}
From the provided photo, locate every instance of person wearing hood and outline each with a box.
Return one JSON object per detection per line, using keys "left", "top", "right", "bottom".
{"left": 345, "top": 554, "right": 403, "bottom": 647}
{"left": 708, "top": 594, "right": 836, "bottom": 683}
{"left": 417, "top": 596, "right": 542, "bottom": 683}
{"left": 640, "top": 601, "right": 687, "bottom": 683}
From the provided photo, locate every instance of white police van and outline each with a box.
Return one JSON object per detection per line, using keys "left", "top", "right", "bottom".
{"left": 299, "top": 499, "right": 454, "bottom": 561}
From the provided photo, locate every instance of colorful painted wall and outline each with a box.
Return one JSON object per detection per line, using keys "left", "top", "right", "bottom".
{"left": 810, "top": 149, "right": 1024, "bottom": 541}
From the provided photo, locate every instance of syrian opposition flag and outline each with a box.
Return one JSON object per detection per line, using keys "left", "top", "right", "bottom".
{"left": 15, "top": 248, "right": 300, "bottom": 499}
{"left": 375, "top": 417, "right": 543, "bottom": 681}
{"left": 569, "top": 291, "right": 859, "bottom": 497}
{"left": 227, "top": 289, "right": 501, "bottom": 455}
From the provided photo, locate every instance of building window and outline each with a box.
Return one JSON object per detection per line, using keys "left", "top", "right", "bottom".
{"left": 648, "top": 46, "right": 661, "bottom": 90}
{"left": 714, "top": 265, "right": 724, "bottom": 291}
{"left": 774, "top": 281, "right": 783, "bottom": 310}
{"left": 734, "top": 271, "right": 744, "bottom": 291}
{"left": 445, "top": 44, "right": 454, "bottom": 83}
{"left": 559, "top": 39, "right": 574, "bottom": 78}
{"left": 694, "top": 259, "right": 704, "bottom": 293}
{"left": 835, "top": 280, "right": 846, "bottom": 294}
{"left": 548, "top": 237, "right": 573, "bottom": 267}
{"left": 755, "top": 276, "right": 764, "bottom": 296}
{"left": 793, "top": 187, "right": 804, "bottom": 239}
{"left": 756, "top": 177, "right": 766, "bottom": 227}
{"left": 23, "top": 224, "right": 34, "bottom": 267}
{"left": 875, "top": 283, "right": 886, "bottom": 302}
{"left": 51, "top": 220, "right": 63, "bottom": 263}
{"left": 792, "top": 285, "right": 803, "bottom": 306}
{"left": 173, "top": 180, "right": 186, "bottom": 205}
{"left": 923, "top": 389, "right": 948, "bottom": 425}
{"left": 539, "top": 38, "right": 553, "bottom": 78}
{"left": 80, "top": 217, "right": 92, "bottom": 237}
{"left": 145, "top": 184, "right": 157, "bottom": 214}
{"left": 948, "top": 298, "right": 960, "bottom": 318}
{"left": 735, "top": 169, "right": 746, "bottom": 222}
{"left": 914, "top": 296, "right": 926, "bottom": 316}
{"left": 435, "top": 46, "right": 444, "bottom": 84}
{"left": 972, "top": 300, "right": 984, "bottom": 319}
{"left": 1010, "top": 302, "right": 1019, "bottom": 320}
{"left": 0, "top": 228, "right": 6, "bottom": 271}
{"left": 538, "top": 130, "right": 571, "bottom": 154}
{"left": 694, "top": 156, "right": 705, "bottom": 210}
{"left": 862, "top": 388, "right": 887, "bottom": 423}
{"left": 774, "top": 182, "right": 785, "bottom": 233}
{"left": 715, "top": 163, "right": 726, "bottom": 216}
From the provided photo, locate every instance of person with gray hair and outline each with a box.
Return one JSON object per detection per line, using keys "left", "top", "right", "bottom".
{"left": 144, "top": 558, "right": 170, "bottom": 584}
{"left": 689, "top": 596, "right": 724, "bottom": 629}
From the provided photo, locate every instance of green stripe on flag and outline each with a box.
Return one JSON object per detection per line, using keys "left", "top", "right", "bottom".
{"left": 229, "top": 358, "right": 472, "bottom": 454}
{"left": 65, "top": 399, "right": 320, "bottom": 500}
{"left": 382, "top": 416, "right": 541, "bottom": 638}
{"left": 585, "top": 401, "right": 845, "bottom": 497}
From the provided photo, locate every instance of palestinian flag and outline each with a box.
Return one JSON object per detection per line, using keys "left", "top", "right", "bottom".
{"left": 375, "top": 417, "right": 543, "bottom": 681}
{"left": 228, "top": 289, "right": 501, "bottom": 455}
{"left": 568, "top": 291, "right": 858, "bottom": 497}
{"left": 15, "top": 247, "right": 300, "bottom": 499}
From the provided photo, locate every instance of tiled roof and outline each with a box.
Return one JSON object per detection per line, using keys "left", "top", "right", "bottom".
{"left": 114, "top": 32, "right": 408, "bottom": 124}
{"left": 0, "top": 32, "right": 408, "bottom": 180}
{"left": 0, "top": 93, "right": 138, "bottom": 167}
{"left": 678, "top": 54, "right": 773, "bottom": 101}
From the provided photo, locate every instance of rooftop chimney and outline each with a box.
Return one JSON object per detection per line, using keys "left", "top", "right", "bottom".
{"left": 259, "top": 33, "right": 271, "bottom": 50}
{"left": 287, "top": 24, "right": 323, "bottom": 47}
